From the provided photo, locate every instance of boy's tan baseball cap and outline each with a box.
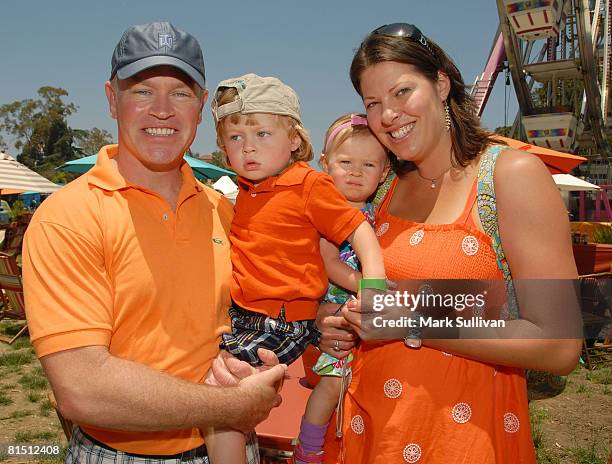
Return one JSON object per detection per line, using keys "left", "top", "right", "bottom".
{"left": 211, "top": 73, "right": 301, "bottom": 124}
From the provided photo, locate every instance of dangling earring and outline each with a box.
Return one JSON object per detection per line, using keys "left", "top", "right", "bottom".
{"left": 444, "top": 101, "right": 451, "bottom": 131}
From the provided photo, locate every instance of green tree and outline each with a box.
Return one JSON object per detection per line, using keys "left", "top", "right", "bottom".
{"left": 494, "top": 126, "right": 512, "bottom": 137}
{"left": 73, "top": 127, "right": 114, "bottom": 156}
{"left": 189, "top": 150, "right": 227, "bottom": 169}
{"left": 0, "top": 87, "right": 78, "bottom": 175}
{"left": 209, "top": 150, "right": 227, "bottom": 169}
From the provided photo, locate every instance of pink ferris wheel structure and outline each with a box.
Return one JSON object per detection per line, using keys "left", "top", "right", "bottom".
{"left": 472, "top": 0, "right": 611, "bottom": 220}
{"left": 473, "top": 0, "right": 610, "bottom": 159}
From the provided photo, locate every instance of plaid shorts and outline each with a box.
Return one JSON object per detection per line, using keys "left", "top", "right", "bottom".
{"left": 221, "top": 304, "right": 320, "bottom": 366}
{"left": 66, "top": 426, "right": 260, "bottom": 464}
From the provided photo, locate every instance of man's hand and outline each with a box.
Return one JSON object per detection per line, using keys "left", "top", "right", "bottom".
{"left": 229, "top": 363, "right": 287, "bottom": 433}
{"left": 316, "top": 302, "right": 357, "bottom": 357}
{"left": 210, "top": 349, "right": 280, "bottom": 386}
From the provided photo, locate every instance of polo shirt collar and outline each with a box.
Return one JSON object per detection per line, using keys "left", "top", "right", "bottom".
{"left": 237, "top": 161, "right": 311, "bottom": 193}
{"left": 87, "top": 145, "right": 203, "bottom": 194}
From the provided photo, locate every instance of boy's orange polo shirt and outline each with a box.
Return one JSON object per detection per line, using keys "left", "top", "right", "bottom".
{"left": 23, "top": 145, "right": 233, "bottom": 455}
{"left": 230, "top": 161, "right": 364, "bottom": 321}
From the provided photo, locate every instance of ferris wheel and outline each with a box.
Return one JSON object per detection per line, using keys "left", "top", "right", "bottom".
{"left": 472, "top": 0, "right": 610, "bottom": 165}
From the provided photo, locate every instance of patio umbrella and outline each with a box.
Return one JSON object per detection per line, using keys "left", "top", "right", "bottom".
{"left": 0, "top": 152, "right": 61, "bottom": 194}
{"left": 552, "top": 174, "right": 600, "bottom": 192}
{"left": 493, "top": 136, "right": 586, "bottom": 174}
{"left": 58, "top": 154, "right": 235, "bottom": 181}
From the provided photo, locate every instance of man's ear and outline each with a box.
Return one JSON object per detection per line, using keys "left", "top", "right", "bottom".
{"left": 105, "top": 81, "right": 118, "bottom": 120}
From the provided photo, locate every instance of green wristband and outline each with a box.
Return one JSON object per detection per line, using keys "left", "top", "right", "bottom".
{"left": 359, "top": 278, "right": 388, "bottom": 291}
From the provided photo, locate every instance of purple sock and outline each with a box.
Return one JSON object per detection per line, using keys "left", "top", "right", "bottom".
{"left": 297, "top": 416, "right": 328, "bottom": 455}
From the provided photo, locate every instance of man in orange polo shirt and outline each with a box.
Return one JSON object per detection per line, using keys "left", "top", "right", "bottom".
{"left": 22, "top": 22, "right": 285, "bottom": 463}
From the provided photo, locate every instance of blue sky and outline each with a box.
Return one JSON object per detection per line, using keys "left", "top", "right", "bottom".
{"left": 0, "top": 1, "right": 518, "bottom": 157}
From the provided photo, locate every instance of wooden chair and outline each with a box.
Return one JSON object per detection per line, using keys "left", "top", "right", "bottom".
{"left": 0, "top": 222, "right": 27, "bottom": 255}
{"left": 579, "top": 272, "right": 612, "bottom": 369}
{"left": 0, "top": 251, "right": 28, "bottom": 344}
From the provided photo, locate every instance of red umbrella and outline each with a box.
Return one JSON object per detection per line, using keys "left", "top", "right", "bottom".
{"left": 493, "top": 136, "right": 586, "bottom": 174}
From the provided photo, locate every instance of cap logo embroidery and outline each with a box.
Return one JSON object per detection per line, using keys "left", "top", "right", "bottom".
{"left": 158, "top": 33, "right": 174, "bottom": 50}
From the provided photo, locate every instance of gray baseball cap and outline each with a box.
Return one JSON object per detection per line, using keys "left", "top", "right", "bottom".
{"left": 110, "top": 22, "right": 206, "bottom": 88}
{"left": 211, "top": 73, "right": 301, "bottom": 124}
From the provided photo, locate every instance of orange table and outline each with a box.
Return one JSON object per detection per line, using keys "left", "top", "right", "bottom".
{"left": 256, "top": 358, "right": 312, "bottom": 452}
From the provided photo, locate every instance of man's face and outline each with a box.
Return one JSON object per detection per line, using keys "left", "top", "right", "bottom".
{"left": 105, "top": 66, "right": 207, "bottom": 172}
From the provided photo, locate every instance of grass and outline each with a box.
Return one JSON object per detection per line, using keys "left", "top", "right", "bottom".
{"left": 566, "top": 433, "right": 609, "bottom": 464}
{"left": 0, "top": 390, "right": 13, "bottom": 406}
{"left": 530, "top": 406, "right": 548, "bottom": 451}
{"left": 10, "top": 336, "right": 32, "bottom": 351}
{"left": 27, "top": 390, "right": 42, "bottom": 403}
{"left": 0, "top": 349, "right": 34, "bottom": 367}
{"left": 575, "top": 383, "right": 589, "bottom": 394}
{"left": 14, "top": 430, "right": 57, "bottom": 443}
{"left": 585, "top": 366, "right": 611, "bottom": 385}
{"left": 0, "top": 320, "right": 25, "bottom": 336}
{"left": 529, "top": 395, "right": 610, "bottom": 464}
{"left": 19, "top": 368, "right": 48, "bottom": 391}
{"left": 9, "top": 409, "right": 31, "bottom": 419}
{"left": 530, "top": 406, "right": 564, "bottom": 463}
{"left": 39, "top": 397, "right": 53, "bottom": 417}
{"left": 0, "top": 382, "right": 17, "bottom": 391}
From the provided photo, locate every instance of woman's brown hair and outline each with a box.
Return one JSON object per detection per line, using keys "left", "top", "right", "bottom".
{"left": 350, "top": 30, "right": 500, "bottom": 176}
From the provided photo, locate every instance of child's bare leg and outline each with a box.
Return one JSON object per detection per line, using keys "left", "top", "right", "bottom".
{"left": 206, "top": 429, "right": 246, "bottom": 464}
{"left": 203, "top": 363, "right": 247, "bottom": 464}
{"left": 294, "top": 376, "right": 343, "bottom": 462}
{"left": 305, "top": 376, "right": 342, "bottom": 425}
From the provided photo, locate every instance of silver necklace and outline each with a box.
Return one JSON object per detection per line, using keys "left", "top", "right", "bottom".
{"left": 416, "top": 166, "right": 452, "bottom": 189}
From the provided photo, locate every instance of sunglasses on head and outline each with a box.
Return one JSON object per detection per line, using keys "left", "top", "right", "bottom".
{"left": 371, "top": 23, "right": 436, "bottom": 58}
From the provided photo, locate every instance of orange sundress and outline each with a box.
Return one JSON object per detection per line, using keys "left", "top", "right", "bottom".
{"left": 324, "top": 173, "right": 536, "bottom": 463}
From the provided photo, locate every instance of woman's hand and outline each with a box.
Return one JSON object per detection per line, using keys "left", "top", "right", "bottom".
{"left": 316, "top": 302, "right": 357, "bottom": 357}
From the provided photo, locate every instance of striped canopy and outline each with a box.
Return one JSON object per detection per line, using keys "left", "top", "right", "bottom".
{"left": 0, "top": 152, "right": 61, "bottom": 194}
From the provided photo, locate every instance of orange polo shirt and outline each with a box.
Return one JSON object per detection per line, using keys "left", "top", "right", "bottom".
{"left": 231, "top": 161, "right": 364, "bottom": 321}
{"left": 23, "top": 145, "right": 233, "bottom": 455}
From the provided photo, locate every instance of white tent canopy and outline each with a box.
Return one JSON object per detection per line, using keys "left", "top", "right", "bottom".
{"left": 552, "top": 174, "right": 600, "bottom": 192}
{"left": 212, "top": 175, "right": 238, "bottom": 195}
{"left": 0, "top": 152, "right": 61, "bottom": 194}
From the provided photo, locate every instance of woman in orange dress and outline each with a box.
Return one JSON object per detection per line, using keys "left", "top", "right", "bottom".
{"left": 318, "top": 23, "right": 582, "bottom": 463}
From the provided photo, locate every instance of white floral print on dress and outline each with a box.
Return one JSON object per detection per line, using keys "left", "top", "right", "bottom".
{"left": 403, "top": 443, "right": 422, "bottom": 463}
{"left": 376, "top": 222, "right": 389, "bottom": 237}
{"left": 503, "top": 412, "right": 520, "bottom": 433}
{"left": 350, "top": 415, "right": 365, "bottom": 435}
{"left": 452, "top": 402, "right": 472, "bottom": 424}
{"left": 409, "top": 229, "right": 424, "bottom": 246}
{"left": 461, "top": 235, "right": 479, "bottom": 256}
{"left": 383, "top": 379, "right": 403, "bottom": 399}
